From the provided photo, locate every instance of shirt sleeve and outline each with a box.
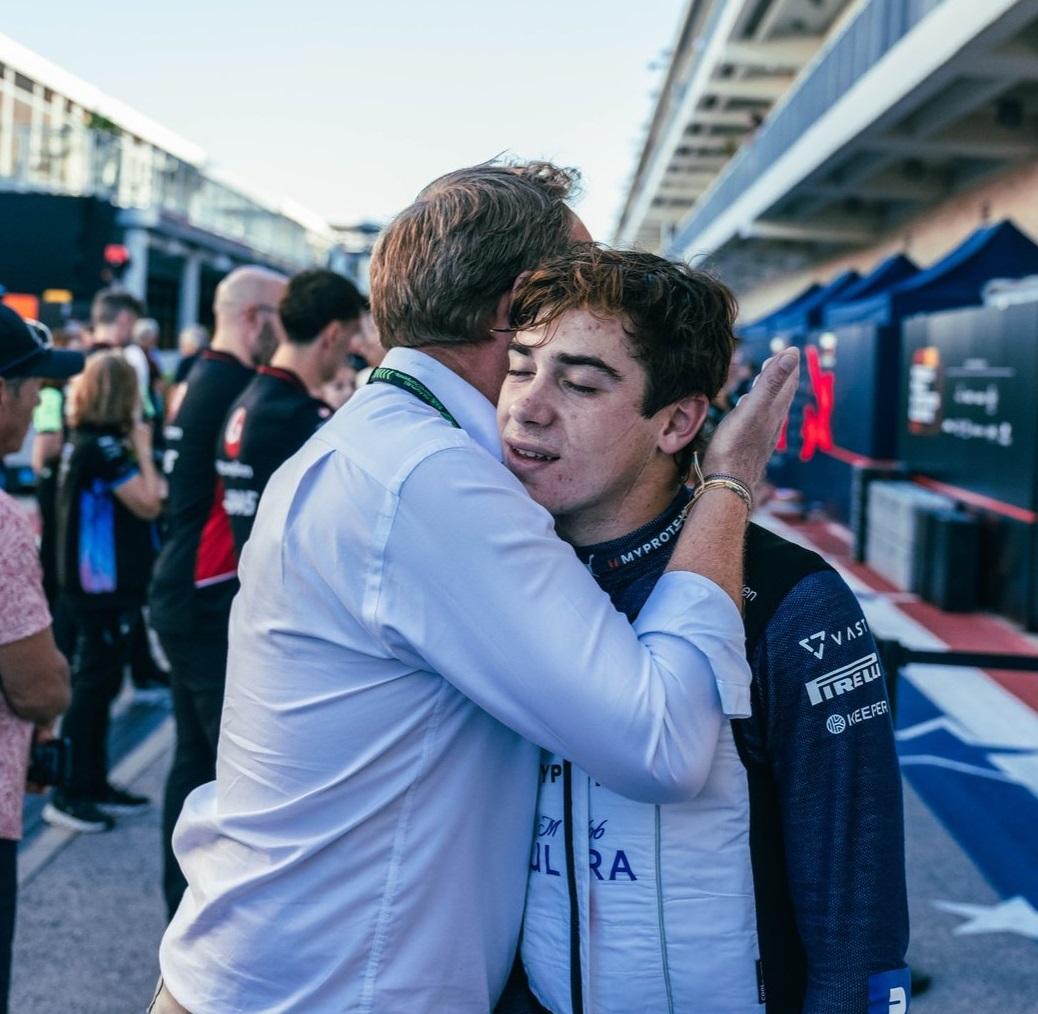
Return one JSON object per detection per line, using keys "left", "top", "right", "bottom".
{"left": 32, "top": 387, "right": 63, "bottom": 434}
{"left": 0, "top": 498, "right": 52, "bottom": 646}
{"left": 756, "top": 570, "right": 909, "bottom": 1013}
{"left": 89, "top": 435, "right": 139, "bottom": 488}
{"left": 376, "top": 445, "right": 751, "bottom": 804}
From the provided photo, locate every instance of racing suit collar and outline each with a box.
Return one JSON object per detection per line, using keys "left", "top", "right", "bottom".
{"left": 573, "top": 486, "right": 692, "bottom": 582}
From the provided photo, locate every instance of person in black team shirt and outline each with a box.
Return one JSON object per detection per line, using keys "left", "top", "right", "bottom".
{"left": 45, "top": 352, "right": 165, "bottom": 833}
{"left": 496, "top": 246, "right": 910, "bottom": 1014}
{"left": 217, "top": 269, "right": 365, "bottom": 559}
{"left": 149, "top": 265, "right": 287, "bottom": 916}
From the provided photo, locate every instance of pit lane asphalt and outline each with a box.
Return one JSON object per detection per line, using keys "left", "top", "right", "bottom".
{"left": 10, "top": 686, "right": 1036, "bottom": 1011}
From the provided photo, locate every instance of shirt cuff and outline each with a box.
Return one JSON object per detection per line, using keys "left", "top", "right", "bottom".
{"left": 634, "top": 571, "right": 752, "bottom": 719}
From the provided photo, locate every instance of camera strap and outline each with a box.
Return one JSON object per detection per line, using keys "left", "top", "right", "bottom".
{"left": 367, "top": 367, "right": 460, "bottom": 428}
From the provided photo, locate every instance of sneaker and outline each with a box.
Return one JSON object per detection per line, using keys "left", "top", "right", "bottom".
{"left": 42, "top": 798, "right": 115, "bottom": 833}
{"left": 93, "top": 784, "right": 151, "bottom": 815}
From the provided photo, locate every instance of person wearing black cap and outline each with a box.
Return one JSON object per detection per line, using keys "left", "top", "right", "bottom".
{"left": 0, "top": 304, "right": 82, "bottom": 1012}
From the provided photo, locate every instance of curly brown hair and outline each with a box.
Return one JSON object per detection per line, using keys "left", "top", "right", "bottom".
{"left": 370, "top": 159, "right": 581, "bottom": 349}
{"left": 510, "top": 245, "right": 738, "bottom": 473}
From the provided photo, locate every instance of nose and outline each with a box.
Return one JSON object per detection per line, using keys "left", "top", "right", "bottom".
{"left": 508, "top": 376, "right": 555, "bottom": 428}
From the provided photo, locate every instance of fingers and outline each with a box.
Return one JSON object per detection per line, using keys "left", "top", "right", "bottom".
{"left": 758, "top": 348, "right": 800, "bottom": 399}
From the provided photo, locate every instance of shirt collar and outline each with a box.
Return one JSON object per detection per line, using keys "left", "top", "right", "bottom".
{"left": 380, "top": 347, "right": 502, "bottom": 460}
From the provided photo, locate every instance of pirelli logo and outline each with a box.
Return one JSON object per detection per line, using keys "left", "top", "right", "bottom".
{"left": 805, "top": 652, "right": 881, "bottom": 707}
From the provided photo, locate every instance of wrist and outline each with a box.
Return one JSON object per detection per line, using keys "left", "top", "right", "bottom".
{"left": 691, "top": 474, "right": 753, "bottom": 515}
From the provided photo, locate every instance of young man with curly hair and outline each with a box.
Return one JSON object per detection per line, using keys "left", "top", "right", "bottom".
{"left": 499, "top": 246, "right": 910, "bottom": 1014}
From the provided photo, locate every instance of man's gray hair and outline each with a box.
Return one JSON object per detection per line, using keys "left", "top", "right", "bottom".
{"left": 369, "top": 159, "right": 581, "bottom": 349}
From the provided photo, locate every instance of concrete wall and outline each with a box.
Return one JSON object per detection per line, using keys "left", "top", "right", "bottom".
{"left": 736, "top": 159, "right": 1038, "bottom": 322}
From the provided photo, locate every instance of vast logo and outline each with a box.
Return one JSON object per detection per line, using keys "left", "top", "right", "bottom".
{"left": 799, "top": 619, "right": 870, "bottom": 660}
{"left": 800, "top": 630, "right": 826, "bottom": 659}
{"left": 805, "top": 652, "right": 882, "bottom": 706}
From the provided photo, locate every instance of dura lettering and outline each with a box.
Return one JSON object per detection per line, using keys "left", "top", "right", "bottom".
{"left": 589, "top": 848, "right": 638, "bottom": 882}
{"left": 531, "top": 842, "right": 561, "bottom": 876}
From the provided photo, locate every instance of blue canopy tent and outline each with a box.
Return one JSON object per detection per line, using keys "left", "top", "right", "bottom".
{"left": 794, "top": 220, "right": 1038, "bottom": 520}
{"left": 769, "top": 268, "right": 861, "bottom": 337}
{"left": 737, "top": 282, "right": 821, "bottom": 355}
{"left": 826, "top": 220, "right": 1038, "bottom": 327}
{"left": 822, "top": 253, "right": 918, "bottom": 324}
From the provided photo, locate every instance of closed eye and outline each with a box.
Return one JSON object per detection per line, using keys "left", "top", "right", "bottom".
{"left": 563, "top": 380, "right": 598, "bottom": 395}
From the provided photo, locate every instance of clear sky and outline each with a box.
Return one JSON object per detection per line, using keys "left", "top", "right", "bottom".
{"left": 3, "top": 0, "right": 685, "bottom": 238}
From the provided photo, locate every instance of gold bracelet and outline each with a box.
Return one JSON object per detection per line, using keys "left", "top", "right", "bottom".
{"left": 690, "top": 476, "right": 753, "bottom": 514}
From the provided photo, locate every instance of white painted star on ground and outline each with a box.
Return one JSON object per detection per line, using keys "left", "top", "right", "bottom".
{"left": 932, "top": 897, "right": 1038, "bottom": 939}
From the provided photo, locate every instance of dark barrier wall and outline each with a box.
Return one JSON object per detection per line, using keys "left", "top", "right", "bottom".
{"left": 900, "top": 302, "right": 1038, "bottom": 629}
{"left": 0, "top": 193, "right": 118, "bottom": 312}
{"left": 830, "top": 322, "right": 902, "bottom": 461}
{"left": 900, "top": 302, "right": 1038, "bottom": 512}
{"left": 775, "top": 324, "right": 900, "bottom": 519}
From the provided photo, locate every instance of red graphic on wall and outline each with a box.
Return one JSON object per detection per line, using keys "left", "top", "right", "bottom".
{"left": 800, "top": 344, "right": 834, "bottom": 462}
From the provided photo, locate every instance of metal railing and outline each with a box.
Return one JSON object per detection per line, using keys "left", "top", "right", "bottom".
{"left": 875, "top": 636, "right": 1038, "bottom": 716}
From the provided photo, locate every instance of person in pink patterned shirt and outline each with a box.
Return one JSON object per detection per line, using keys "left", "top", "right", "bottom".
{"left": 0, "top": 304, "right": 82, "bottom": 1012}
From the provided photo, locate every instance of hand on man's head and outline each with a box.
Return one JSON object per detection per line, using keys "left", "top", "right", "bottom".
{"left": 701, "top": 348, "right": 799, "bottom": 488}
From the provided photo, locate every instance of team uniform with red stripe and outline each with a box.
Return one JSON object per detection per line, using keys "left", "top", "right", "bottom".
{"left": 215, "top": 366, "right": 333, "bottom": 560}
{"left": 149, "top": 348, "right": 255, "bottom": 917}
{"left": 150, "top": 349, "right": 253, "bottom": 638}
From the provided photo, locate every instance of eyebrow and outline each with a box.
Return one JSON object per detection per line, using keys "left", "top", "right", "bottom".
{"left": 507, "top": 342, "right": 623, "bottom": 381}
{"left": 556, "top": 353, "right": 623, "bottom": 381}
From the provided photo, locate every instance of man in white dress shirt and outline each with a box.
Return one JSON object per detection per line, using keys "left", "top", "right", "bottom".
{"left": 153, "top": 161, "right": 798, "bottom": 1013}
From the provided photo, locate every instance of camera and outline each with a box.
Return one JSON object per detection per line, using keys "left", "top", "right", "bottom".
{"left": 27, "top": 737, "right": 72, "bottom": 788}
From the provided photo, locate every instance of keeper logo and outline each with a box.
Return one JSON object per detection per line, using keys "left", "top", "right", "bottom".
{"left": 805, "top": 652, "right": 882, "bottom": 706}
{"left": 826, "top": 714, "right": 847, "bottom": 735}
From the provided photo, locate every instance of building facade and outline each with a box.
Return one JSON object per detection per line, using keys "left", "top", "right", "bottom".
{"left": 618, "top": 0, "right": 1038, "bottom": 320}
{"left": 0, "top": 32, "right": 347, "bottom": 342}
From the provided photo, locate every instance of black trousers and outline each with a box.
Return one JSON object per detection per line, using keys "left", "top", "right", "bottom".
{"left": 0, "top": 839, "right": 16, "bottom": 1014}
{"left": 159, "top": 630, "right": 228, "bottom": 919}
{"left": 130, "top": 608, "right": 164, "bottom": 688}
{"left": 61, "top": 602, "right": 136, "bottom": 800}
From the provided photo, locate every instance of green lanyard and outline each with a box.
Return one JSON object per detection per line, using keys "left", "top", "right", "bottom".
{"left": 367, "top": 366, "right": 460, "bottom": 429}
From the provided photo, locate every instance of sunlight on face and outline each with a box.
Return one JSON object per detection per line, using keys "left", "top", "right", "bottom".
{"left": 497, "top": 308, "right": 665, "bottom": 535}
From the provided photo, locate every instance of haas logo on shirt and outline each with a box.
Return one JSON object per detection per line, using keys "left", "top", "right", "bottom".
{"left": 224, "top": 406, "right": 247, "bottom": 458}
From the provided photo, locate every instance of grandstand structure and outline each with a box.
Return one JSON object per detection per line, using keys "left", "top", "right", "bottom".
{"left": 618, "top": 0, "right": 1038, "bottom": 318}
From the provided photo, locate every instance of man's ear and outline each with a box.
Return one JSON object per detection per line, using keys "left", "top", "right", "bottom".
{"left": 489, "top": 272, "right": 533, "bottom": 335}
{"left": 657, "top": 394, "right": 709, "bottom": 457}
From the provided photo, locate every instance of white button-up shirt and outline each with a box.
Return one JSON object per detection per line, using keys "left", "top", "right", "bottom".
{"left": 160, "top": 347, "right": 751, "bottom": 1013}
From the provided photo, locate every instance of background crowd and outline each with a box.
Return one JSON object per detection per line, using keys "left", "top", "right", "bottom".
{"left": 0, "top": 268, "right": 385, "bottom": 1010}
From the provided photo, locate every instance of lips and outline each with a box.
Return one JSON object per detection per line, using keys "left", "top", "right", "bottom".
{"left": 513, "top": 447, "right": 557, "bottom": 462}
{"left": 504, "top": 439, "right": 560, "bottom": 472}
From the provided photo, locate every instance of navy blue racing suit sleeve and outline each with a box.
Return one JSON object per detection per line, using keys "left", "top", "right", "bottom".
{"left": 754, "top": 569, "right": 909, "bottom": 1013}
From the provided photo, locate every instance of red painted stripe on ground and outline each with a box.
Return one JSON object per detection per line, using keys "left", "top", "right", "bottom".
{"left": 772, "top": 512, "right": 1038, "bottom": 713}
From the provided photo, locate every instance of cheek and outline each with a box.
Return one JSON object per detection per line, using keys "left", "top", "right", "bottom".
{"left": 563, "top": 400, "right": 646, "bottom": 454}
{"left": 496, "top": 386, "right": 518, "bottom": 425}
